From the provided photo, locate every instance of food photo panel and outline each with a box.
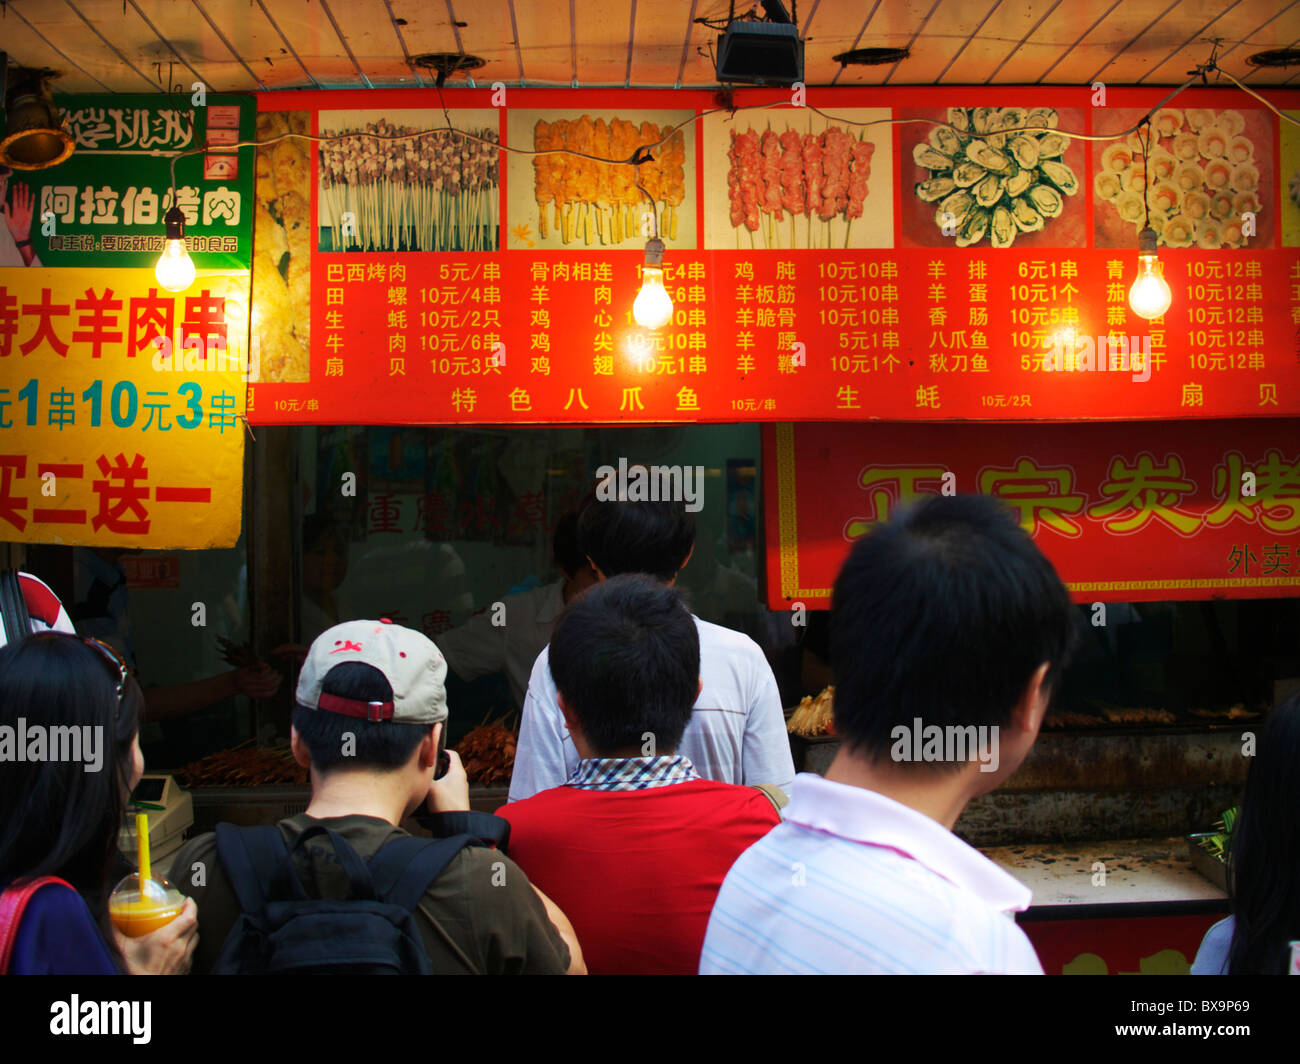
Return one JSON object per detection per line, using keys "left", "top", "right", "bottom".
{"left": 898, "top": 105, "right": 1087, "bottom": 250}
{"left": 506, "top": 109, "right": 697, "bottom": 251}
{"left": 1092, "top": 106, "right": 1272, "bottom": 250}
{"left": 702, "top": 107, "right": 892, "bottom": 250}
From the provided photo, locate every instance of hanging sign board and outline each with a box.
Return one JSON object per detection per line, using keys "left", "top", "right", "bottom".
{"left": 763, "top": 419, "right": 1300, "bottom": 607}
{"left": 242, "top": 86, "right": 1300, "bottom": 424}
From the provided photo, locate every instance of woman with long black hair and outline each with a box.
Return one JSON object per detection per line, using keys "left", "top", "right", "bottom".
{"left": 1192, "top": 693, "right": 1300, "bottom": 975}
{"left": 0, "top": 632, "right": 198, "bottom": 974}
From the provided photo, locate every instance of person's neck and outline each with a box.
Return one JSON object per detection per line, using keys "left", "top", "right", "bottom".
{"left": 305, "top": 767, "right": 412, "bottom": 825}
{"left": 824, "top": 746, "right": 979, "bottom": 832}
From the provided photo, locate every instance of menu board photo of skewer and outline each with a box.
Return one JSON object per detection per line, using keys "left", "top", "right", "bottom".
{"left": 317, "top": 109, "right": 501, "bottom": 253}
{"left": 506, "top": 110, "right": 697, "bottom": 250}
{"left": 701, "top": 108, "right": 893, "bottom": 250}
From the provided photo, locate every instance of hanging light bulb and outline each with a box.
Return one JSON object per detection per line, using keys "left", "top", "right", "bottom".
{"left": 1127, "top": 121, "right": 1171, "bottom": 322}
{"left": 155, "top": 205, "right": 195, "bottom": 293}
{"left": 1128, "top": 225, "right": 1171, "bottom": 320}
{"left": 633, "top": 237, "right": 673, "bottom": 330}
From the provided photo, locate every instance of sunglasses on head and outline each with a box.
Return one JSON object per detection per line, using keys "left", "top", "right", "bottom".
{"left": 82, "top": 636, "right": 130, "bottom": 709}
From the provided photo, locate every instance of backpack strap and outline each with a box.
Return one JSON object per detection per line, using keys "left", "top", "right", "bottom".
{"left": 0, "top": 569, "right": 31, "bottom": 647}
{"left": 0, "top": 876, "right": 75, "bottom": 974}
{"left": 366, "top": 835, "right": 474, "bottom": 914}
{"left": 751, "top": 783, "right": 789, "bottom": 813}
{"left": 214, "top": 823, "right": 287, "bottom": 914}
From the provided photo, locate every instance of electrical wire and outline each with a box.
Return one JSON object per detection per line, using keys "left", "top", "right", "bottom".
{"left": 1140, "top": 118, "right": 1151, "bottom": 233}
{"left": 1217, "top": 67, "right": 1300, "bottom": 129}
{"left": 159, "top": 60, "right": 1271, "bottom": 186}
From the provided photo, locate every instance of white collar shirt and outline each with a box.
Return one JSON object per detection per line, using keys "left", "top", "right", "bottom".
{"left": 700, "top": 772, "right": 1043, "bottom": 974}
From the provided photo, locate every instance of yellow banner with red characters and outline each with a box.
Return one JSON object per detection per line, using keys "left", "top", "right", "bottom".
{"left": 0, "top": 268, "right": 249, "bottom": 548}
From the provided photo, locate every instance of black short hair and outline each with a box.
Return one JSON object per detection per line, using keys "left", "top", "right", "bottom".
{"left": 548, "top": 574, "right": 700, "bottom": 755}
{"left": 293, "top": 662, "right": 433, "bottom": 772}
{"left": 829, "top": 494, "right": 1078, "bottom": 765}
{"left": 552, "top": 510, "right": 585, "bottom": 578}
{"left": 577, "top": 495, "right": 695, "bottom": 583}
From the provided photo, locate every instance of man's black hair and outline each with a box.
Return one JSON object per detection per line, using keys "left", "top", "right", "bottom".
{"left": 548, "top": 573, "right": 699, "bottom": 755}
{"left": 577, "top": 495, "right": 695, "bottom": 583}
{"left": 292, "top": 661, "right": 433, "bottom": 771}
{"left": 552, "top": 510, "right": 586, "bottom": 578}
{"left": 829, "top": 494, "right": 1078, "bottom": 766}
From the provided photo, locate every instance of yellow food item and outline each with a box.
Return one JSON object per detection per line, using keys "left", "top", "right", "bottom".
{"left": 787, "top": 685, "right": 834, "bottom": 737}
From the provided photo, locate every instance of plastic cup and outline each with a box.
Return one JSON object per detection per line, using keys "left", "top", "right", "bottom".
{"left": 109, "top": 872, "right": 185, "bottom": 938}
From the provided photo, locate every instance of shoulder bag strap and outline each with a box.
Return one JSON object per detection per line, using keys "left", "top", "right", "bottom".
{"left": 751, "top": 783, "right": 789, "bottom": 813}
{"left": 0, "top": 876, "right": 76, "bottom": 974}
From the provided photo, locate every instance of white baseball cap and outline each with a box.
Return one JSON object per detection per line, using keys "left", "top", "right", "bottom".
{"left": 295, "top": 619, "right": 448, "bottom": 725}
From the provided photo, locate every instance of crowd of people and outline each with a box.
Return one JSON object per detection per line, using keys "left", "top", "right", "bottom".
{"left": 1, "top": 492, "right": 1297, "bottom": 975}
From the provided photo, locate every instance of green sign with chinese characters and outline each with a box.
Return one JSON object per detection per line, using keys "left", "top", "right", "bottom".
{"left": 1, "top": 94, "right": 254, "bottom": 271}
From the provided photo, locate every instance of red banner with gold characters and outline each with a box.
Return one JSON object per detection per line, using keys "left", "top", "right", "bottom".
{"left": 762, "top": 419, "right": 1300, "bottom": 606}
{"left": 247, "top": 85, "right": 1300, "bottom": 424}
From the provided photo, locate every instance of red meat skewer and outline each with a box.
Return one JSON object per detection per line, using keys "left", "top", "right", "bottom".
{"left": 760, "top": 129, "right": 784, "bottom": 221}
{"left": 820, "top": 126, "right": 852, "bottom": 221}
{"left": 731, "top": 129, "right": 762, "bottom": 232}
{"left": 727, "top": 130, "right": 745, "bottom": 228}
{"left": 802, "top": 132, "right": 824, "bottom": 219}
{"left": 846, "top": 138, "right": 874, "bottom": 219}
{"left": 778, "top": 130, "right": 806, "bottom": 216}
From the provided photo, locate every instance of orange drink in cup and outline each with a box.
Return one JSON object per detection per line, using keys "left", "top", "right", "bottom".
{"left": 110, "top": 811, "right": 184, "bottom": 937}
{"left": 109, "top": 876, "right": 185, "bottom": 936}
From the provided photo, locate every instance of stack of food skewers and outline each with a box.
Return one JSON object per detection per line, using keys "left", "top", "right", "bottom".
{"left": 319, "top": 118, "right": 501, "bottom": 252}
{"left": 726, "top": 123, "right": 874, "bottom": 248}
{"left": 532, "top": 116, "right": 686, "bottom": 244}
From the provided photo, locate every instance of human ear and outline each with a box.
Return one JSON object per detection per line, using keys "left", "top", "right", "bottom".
{"left": 290, "top": 726, "right": 311, "bottom": 768}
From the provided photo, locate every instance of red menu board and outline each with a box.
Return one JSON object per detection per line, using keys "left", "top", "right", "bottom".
{"left": 246, "top": 87, "right": 1300, "bottom": 425}
{"left": 762, "top": 419, "right": 1300, "bottom": 607}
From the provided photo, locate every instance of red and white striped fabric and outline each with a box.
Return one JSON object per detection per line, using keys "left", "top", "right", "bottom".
{"left": 0, "top": 572, "right": 76, "bottom": 649}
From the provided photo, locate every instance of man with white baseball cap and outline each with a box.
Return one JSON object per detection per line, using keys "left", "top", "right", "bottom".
{"left": 171, "top": 618, "right": 584, "bottom": 974}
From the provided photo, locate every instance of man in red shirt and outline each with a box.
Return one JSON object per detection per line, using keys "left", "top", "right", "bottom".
{"left": 498, "top": 573, "right": 781, "bottom": 975}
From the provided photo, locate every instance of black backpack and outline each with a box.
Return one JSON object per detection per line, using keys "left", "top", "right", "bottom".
{"left": 211, "top": 822, "right": 474, "bottom": 974}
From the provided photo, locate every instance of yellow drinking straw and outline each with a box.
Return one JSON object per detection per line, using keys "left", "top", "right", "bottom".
{"left": 136, "top": 811, "right": 151, "bottom": 889}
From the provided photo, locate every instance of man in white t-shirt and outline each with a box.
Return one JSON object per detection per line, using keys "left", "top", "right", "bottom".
{"left": 0, "top": 166, "right": 41, "bottom": 268}
{"left": 507, "top": 495, "right": 795, "bottom": 802}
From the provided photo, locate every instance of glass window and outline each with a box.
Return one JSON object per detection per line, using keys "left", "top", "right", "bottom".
{"left": 290, "top": 423, "right": 791, "bottom": 742}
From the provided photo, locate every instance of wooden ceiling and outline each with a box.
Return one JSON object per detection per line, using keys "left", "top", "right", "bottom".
{"left": 1, "top": 0, "right": 1298, "bottom": 94}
